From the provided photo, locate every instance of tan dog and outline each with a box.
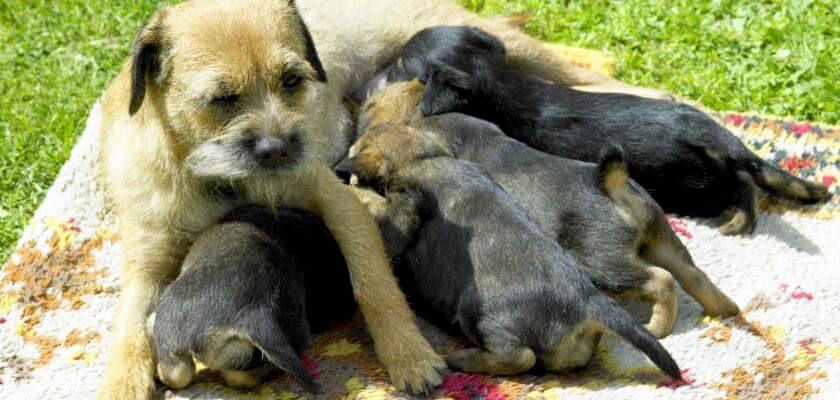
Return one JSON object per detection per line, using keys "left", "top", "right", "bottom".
{"left": 97, "top": 1, "right": 668, "bottom": 398}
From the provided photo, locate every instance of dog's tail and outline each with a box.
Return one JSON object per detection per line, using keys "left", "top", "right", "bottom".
{"left": 597, "top": 145, "right": 657, "bottom": 226}
{"left": 491, "top": 12, "right": 530, "bottom": 29}
{"left": 596, "top": 145, "right": 629, "bottom": 193}
{"left": 587, "top": 295, "right": 682, "bottom": 381}
{"left": 746, "top": 157, "right": 829, "bottom": 203}
{"left": 247, "top": 321, "right": 318, "bottom": 393}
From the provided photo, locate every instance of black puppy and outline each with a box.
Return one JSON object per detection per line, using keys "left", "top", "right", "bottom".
{"left": 387, "top": 26, "right": 828, "bottom": 235}
{"left": 353, "top": 80, "right": 739, "bottom": 338}
{"left": 151, "top": 206, "right": 355, "bottom": 393}
{"left": 337, "top": 124, "right": 681, "bottom": 379}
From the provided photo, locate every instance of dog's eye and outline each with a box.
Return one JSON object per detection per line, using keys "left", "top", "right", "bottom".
{"left": 282, "top": 74, "right": 303, "bottom": 89}
{"left": 210, "top": 93, "right": 240, "bottom": 107}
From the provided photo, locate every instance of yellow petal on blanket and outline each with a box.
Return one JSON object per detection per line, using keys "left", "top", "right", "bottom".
{"left": 322, "top": 338, "right": 362, "bottom": 357}
{"left": 0, "top": 293, "right": 17, "bottom": 313}
{"left": 67, "top": 347, "right": 85, "bottom": 361}
{"left": 82, "top": 350, "right": 99, "bottom": 365}
{"left": 769, "top": 326, "right": 787, "bottom": 341}
{"left": 541, "top": 43, "right": 616, "bottom": 77}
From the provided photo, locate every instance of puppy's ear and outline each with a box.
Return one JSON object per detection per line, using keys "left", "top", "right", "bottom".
{"left": 419, "top": 63, "right": 470, "bottom": 116}
{"left": 288, "top": 1, "right": 327, "bottom": 82}
{"left": 129, "top": 7, "right": 172, "bottom": 115}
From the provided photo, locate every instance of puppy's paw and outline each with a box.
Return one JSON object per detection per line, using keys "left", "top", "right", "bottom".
{"left": 703, "top": 296, "right": 740, "bottom": 319}
{"left": 378, "top": 338, "right": 446, "bottom": 395}
{"left": 718, "top": 209, "right": 755, "bottom": 236}
{"left": 643, "top": 322, "right": 672, "bottom": 339}
{"left": 221, "top": 369, "right": 262, "bottom": 389}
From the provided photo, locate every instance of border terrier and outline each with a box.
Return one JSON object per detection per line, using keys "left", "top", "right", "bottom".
{"left": 387, "top": 26, "right": 829, "bottom": 235}
{"left": 348, "top": 80, "right": 740, "bottom": 338}
{"left": 338, "top": 125, "right": 682, "bottom": 380}
{"left": 98, "top": 1, "right": 673, "bottom": 397}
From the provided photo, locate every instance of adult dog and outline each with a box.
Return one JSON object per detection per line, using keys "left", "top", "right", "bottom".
{"left": 97, "top": 0, "right": 665, "bottom": 398}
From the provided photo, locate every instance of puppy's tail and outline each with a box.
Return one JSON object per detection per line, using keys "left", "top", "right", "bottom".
{"left": 597, "top": 145, "right": 657, "bottom": 226}
{"left": 247, "top": 321, "right": 318, "bottom": 393}
{"left": 587, "top": 295, "right": 682, "bottom": 381}
{"left": 596, "top": 145, "right": 629, "bottom": 194}
{"left": 746, "top": 157, "right": 829, "bottom": 203}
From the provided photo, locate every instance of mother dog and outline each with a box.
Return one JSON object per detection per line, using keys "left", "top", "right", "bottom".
{"left": 97, "top": 0, "right": 669, "bottom": 398}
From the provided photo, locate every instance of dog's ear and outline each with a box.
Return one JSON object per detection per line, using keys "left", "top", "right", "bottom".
{"left": 129, "top": 7, "right": 172, "bottom": 115}
{"left": 288, "top": 1, "right": 327, "bottom": 82}
{"left": 419, "top": 63, "right": 470, "bottom": 116}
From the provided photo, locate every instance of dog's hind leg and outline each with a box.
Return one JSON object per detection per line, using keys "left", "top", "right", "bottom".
{"left": 626, "top": 264, "right": 678, "bottom": 338}
{"left": 447, "top": 346, "right": 536, "bottom": 375}
{"left": 719, "top": 170, "right": 758, "bottom": 235}
{"left": 157, "top": 351, "right": 196, "bottom": 390}
{"left": 750, "top": 158, "right": 829, "bottom": 202}
{"left": 643, "top": 232, "right": 739, "bottom": 319}
{"left": 540, "top": 321, "right": 602, "bottom": 372}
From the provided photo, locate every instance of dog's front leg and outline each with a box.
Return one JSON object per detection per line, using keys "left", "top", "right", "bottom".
{"left": 98, "top": 225, "right": 184, "bottom": 400}
{"left": 310, "top": 168, "right": 446, "bottom": 395}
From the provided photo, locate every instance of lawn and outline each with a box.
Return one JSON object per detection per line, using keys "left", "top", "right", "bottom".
{"left": 1, "top": 0, "right": 837, "bottom": 259}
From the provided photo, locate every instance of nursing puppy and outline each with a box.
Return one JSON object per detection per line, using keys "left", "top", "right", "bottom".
{"left": 151, "top": 206, "right": 355, "bottom": 392}
{"left": 337, "top": 125, "right": 682, "bottom": 379}
{"left": 388, "top": 26, "right": 829, "bottom": 236}
{"left": 351, "top": 81, "right": 740, "bottom": 338}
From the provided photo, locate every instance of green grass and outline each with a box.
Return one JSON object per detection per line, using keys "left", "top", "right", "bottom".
{"left": 462, "top": 0, "right": 839, "bottom": 121}
{"left": 0, "top": 0, "right": 837, "bottom": 259}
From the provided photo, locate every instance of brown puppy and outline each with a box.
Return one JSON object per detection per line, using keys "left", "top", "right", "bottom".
{"left": 98, "top": 1, "right": 448, "bottom": 398}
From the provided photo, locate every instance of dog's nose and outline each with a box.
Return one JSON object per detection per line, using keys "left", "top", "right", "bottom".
{"left": 255, "top": 136, "right": 297, "bottom": 168}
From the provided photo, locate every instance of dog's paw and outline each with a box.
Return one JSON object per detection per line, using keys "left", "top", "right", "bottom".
{"left": 97, "top": 362, "right": 157, "bottom": 400}
{"left": 378, "top": 338, "right": 447, "bottom": 395}
{"left": 718, "top": 209, "right": 756, "bottom": 236}
{"left": 703, "top": 296, "right": 740, "bottom": 319}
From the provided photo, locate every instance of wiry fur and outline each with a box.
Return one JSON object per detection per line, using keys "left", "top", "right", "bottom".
{"left": 340, "top": 125, "right": 682, "bottom": 379}
{"left": 352, "top": 81, "right": 739, "bottom": 338}
{"left": 151, "top": 206, "right": 356, "bottom": 393}
{"left": 388, "top": 26, "right": 829, "bottom": 236}
{"left": 98, "top": 1, "right": 684, "bottom": 396}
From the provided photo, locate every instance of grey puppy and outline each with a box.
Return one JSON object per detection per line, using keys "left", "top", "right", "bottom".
{"left": 337, "top": 125, "right": 682, "bottom": 379}
{"left": 346, "top": 81, "right": 740, "bottom": 338}
{"left": 150, "top": 205, "right": 355, "bottom": 392}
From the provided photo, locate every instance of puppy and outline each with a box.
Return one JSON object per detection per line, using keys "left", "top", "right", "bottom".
{"left": 350, "top": 81, "right": 740, "bottom": 338}
{"left": 99, "top": 1, "right": 457, "bottom": 397}
{"left": 338, "top": 125, "right": 682, "bottom": 379}
{"left": 151, "top": 206, "right": 355, "bottom": 392}
{"left": 387, "top": 26, "right": 829, "bottom": 236}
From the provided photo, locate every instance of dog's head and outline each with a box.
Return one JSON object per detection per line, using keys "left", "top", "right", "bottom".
{"left": 334, "top": 125, "right": 451, "bottom": 190}
{"left": 357, "top": 79, "right": 425, "bottom": 133}
{"left": 387, "top": 26, "right": 507, "bottom": 117}
{"left": 128, "top": 0, "right": 332, "bottom": 179}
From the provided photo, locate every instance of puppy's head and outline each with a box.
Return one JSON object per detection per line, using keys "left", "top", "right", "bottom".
{"left": 388, "top": 26, "right": 507, "bottom": 117}
{"left": 128, "top": 0, "right": 332, "bottom": 179}
{"left": 357, "top": 79, "right": 424, "bottom": 133}
{"left": 334, "top": 125, "right": 451, "bottom": 190}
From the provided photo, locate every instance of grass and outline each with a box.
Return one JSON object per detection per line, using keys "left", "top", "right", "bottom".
{"left": 0, "top": 0, "right": 837, "bottom": 259}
